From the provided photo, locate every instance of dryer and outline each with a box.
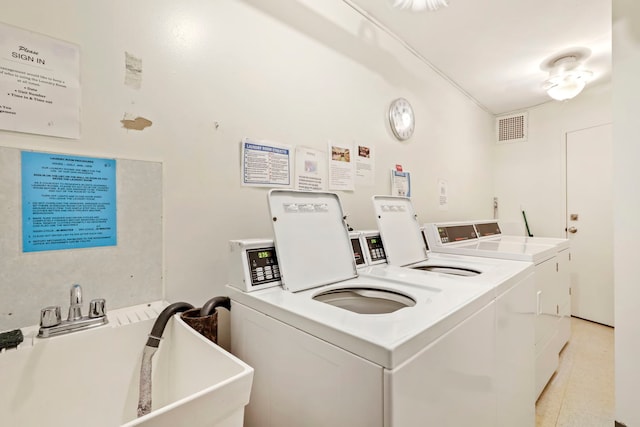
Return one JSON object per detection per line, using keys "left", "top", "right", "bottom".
{"left": 465, "top": 219, "right": 571, "bottom": 354}
{"left": 423, "top": 219, "right": 567, "bottom": 398}
{"left": 227, "top": 191, "right": 503, "bottom": 427}
{"left": 473, "top": 219, "right": 569, "bottom": 251}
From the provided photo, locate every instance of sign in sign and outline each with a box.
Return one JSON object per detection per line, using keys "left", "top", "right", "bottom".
{"left": 0, "top": 23, "right": 80, "bottom": 138}
{"left": 21, "top": 151, "right": 117, "bottom": 252}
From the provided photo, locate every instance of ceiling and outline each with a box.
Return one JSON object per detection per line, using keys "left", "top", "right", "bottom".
{"left": 345, "top": 0, "right": 612, "bottom": 115}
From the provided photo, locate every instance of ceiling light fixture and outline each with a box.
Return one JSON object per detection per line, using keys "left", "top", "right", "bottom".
{"left": 391, "top": 0, "right": 449, "bottom": 12}
{"left": 543, "top": 55, "right": 593, "bottom": 101}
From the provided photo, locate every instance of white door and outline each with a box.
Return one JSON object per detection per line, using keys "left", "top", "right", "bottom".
{"left": 566, "top": 123, "right": 614, "bottom": 326}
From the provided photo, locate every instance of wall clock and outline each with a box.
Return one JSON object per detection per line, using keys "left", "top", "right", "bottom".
{"left": 388, "top": 98, "right": 415, "bottom": 141}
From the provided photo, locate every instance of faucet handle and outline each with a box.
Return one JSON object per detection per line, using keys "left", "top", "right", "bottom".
{"left": 40, "top": 306, "right": 62, "bottom": 328}
{"left": 89, "top": 299, "right": 106, "bottom": 318}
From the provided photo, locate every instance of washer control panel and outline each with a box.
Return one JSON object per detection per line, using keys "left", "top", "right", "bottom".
{"left": 364, "top": 233, "right": 387, "bottom": 265}
{"left": 474, "top": 222, "right": 501, "bottom": 238}
{"left": 437, "top": 225, "right": 478, "bottom": 244}
{"left": 351, "top": 237, "right": 367, "bottom": 266}
{"left": 229, "top": 239, "right": 282, "bottom": 292}
{"left": 246, "top": 247, "right": 281, "bottom": 286}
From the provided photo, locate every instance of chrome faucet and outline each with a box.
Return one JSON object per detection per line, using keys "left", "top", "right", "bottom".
{"left": 68, "top": 284, "right": 83, "bottom": 321}
{"left": 38, "top": 284, "right": 108, "bottom": 338}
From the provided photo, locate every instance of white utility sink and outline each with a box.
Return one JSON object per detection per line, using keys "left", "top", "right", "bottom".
{"left": 0, "top": 302, "right": 253, "bottom": 427}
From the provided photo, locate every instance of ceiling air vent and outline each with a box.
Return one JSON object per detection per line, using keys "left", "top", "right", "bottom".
{"left": 496, "top": 112, "right": 528, "bottom": 144}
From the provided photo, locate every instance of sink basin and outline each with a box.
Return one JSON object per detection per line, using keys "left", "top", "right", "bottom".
{"left": 0, "top": 302, "right": 253, "bottom": 427}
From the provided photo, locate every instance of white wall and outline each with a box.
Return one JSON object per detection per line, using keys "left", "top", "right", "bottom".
{"left": 0, "top": 0, "right": 495, "bottom": 319}
{"left": 492, "top": 83, "right": 612, "bottom": 238}
{"left": 613, "top": 0, "right": 640, "bottom": 425}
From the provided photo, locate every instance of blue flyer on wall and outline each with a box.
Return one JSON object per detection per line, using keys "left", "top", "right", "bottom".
{"left": 21, "top": 151, "right": 117, "bottom": 252}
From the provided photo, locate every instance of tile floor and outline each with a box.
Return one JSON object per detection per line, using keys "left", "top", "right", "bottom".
{"left": 536, "top": 317, "right": 615, "bottom": 427}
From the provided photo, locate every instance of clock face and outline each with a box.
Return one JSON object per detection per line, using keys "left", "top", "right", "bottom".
{"left": 389, "top": 98, "right": 415, "bottom": 141}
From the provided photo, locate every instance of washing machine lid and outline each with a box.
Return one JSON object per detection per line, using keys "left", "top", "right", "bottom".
{"left": 268, "top": 190, "right": 357, "bottom": 292}
{"left": 372, "top": 196, "right": 428, "bottom": 267}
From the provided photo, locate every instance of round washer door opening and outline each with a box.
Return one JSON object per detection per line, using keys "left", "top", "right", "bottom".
{"left": 313, "top": 287, "right": 416, "bottom": 314}
{"left": 412, "top": 265, "right": 481, "bottom": 276}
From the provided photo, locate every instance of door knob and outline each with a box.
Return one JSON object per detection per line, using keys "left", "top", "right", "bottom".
{"left": 568, "top": 227, "right": 578, "bottom": 234}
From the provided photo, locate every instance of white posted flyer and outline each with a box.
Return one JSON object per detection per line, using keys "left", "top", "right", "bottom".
{"left": 0, "top": 23, "right": 80, "bottom": 138}
{"left": 438, "top": 179, "right": 449, "bottom": 210}
{"left": 328, "top": 141, "right": 355, "bottom": 191}
{"left": 241, "top": 138, "right": 293, "bottom": 187}
{"left": 355, "top": 143, "right": 374, "bottom": 186}
{"left": 295, "top": 146, "right": 327, "bottom": 191}
{"left": 391, "top": 169, "right": 411, "bottom": 197}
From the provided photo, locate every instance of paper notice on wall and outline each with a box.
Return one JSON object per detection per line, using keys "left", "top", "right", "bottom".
{"left": 391, "top": 170, "right": 411, "bottom": 197}
{"left": 241, "top": 138, "right": 293, "bottom": 187}
{"left": 295, "top": 146, "right": 327, "bottom": 191}
{"left": 0, "top": 23, "right": 80, "bottom": 138}
{"left": 438, "top": 179, "right": 449, "bottom": 210}
{"left": 328, "top": 141, "right": 355, "bottom": 191}
{"left": 21, "top": 151, "right": 117, "bottom": 252}
{"left": 124, "top": 52, "right": 142, "bottom": 89}
{"left": 355, "top": 144, "right": 374, "bottom": 187}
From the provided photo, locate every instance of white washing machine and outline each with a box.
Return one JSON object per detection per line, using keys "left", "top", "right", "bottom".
{"left": 368, "top": 196, "right": 536, "bottom": 303}
{"left": 352, "top": 229, "right": 537, "bottom": 426}
{"left": 362, "top": 196, "right": 536, "bottom": 425}
{"left": 227, "top": 191, "right": 505, "bottom": 427}
{"left": 422, "top": 219, "right": 567, "bottom": 398}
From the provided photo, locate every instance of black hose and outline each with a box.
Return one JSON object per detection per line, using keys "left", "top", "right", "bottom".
{"left": 200, "top": 296, "right": 231, "bottom": 317}
{"left": 145, "top": 302, "right": 194, "bottom": 348}
{"left": 522, "top": 210, "right": 534, "bottom": 237}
